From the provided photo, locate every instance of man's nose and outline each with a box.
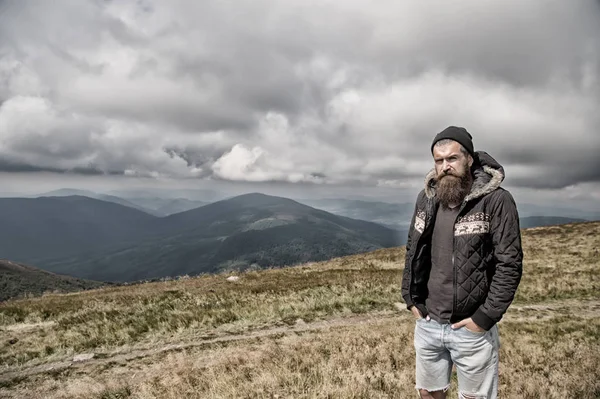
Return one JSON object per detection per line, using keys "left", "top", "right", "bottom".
{"left": 442, "top": 161, "right": 452, "bottom": 172}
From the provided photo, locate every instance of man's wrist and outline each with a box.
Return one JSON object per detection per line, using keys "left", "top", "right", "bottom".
{"left": 471, "top": 309, "right": 495, "bottom": 331}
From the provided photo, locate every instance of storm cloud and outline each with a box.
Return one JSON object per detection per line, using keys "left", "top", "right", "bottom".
{"left": 0, "top": 0, "right": 599, "bottom": 195}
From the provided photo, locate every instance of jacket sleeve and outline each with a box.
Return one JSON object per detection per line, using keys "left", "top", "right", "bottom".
{"left": 471, "top": 189, "right": 523, "bottom": 330}
{"left": 401, "top": 192, "right": 422, "bottom": 310}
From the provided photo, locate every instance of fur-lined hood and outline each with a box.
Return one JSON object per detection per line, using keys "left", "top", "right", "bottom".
{"left": 424, "top": 151, "right": 505, "bottom": 201}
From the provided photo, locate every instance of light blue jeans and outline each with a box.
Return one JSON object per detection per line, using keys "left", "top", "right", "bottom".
{"left": 414, "top": 317, "right": 500, "bottom": 398}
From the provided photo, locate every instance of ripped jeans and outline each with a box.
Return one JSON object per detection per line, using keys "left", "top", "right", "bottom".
{"left": 414, "top": 317, "right": 500, "bottom": 398}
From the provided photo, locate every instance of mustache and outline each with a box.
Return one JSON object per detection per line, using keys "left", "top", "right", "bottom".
{"left": 438, "top": 172, "right": 459, "bottom": 179}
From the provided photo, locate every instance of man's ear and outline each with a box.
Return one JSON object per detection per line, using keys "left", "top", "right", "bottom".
{"left": 468, "top": 155, "right": 474, "bottom": 168}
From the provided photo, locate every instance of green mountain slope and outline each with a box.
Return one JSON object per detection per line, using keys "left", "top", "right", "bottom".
{"left": 0, "top": 260, "right": 105, "bottom": 302}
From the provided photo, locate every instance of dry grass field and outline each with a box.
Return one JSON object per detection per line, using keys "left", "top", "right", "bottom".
{"left": 1, "top": 221, "right": 599, "bottom": 398}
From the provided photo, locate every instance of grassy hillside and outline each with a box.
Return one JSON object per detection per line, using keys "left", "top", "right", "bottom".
{"left": 0, "top": 260, "right": 106, "bottom": 302}
{"left": 0, "top": 222, "right": 598, "bottom": 398}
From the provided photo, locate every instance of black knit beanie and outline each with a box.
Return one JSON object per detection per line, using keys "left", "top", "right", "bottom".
{"left": 431, "top": 126, "right": 475, "bottom": 158}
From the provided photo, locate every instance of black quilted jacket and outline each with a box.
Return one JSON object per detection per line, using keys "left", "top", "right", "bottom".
{"left": 401, "top": 151, "right": 523, "bottom": 331}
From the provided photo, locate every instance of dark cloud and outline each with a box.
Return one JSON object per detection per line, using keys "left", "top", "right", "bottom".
{"left": 0, "top": 158, "right": 123, "bottom": 176}
{"left": 0, "top": 0, "right": 598, "bottom": 196}
{"left": 162, "top": 146, "right": 223, "bottom": 179}
{"left": 69, "top": 165, "right": 114, "bottom": 176}
{"left": 0, "top": 159, "right": 63, "bottom": 173}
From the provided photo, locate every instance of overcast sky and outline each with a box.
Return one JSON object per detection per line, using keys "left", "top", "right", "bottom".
{"left": 0, "top": 1, "right": 599, "bottom": 208}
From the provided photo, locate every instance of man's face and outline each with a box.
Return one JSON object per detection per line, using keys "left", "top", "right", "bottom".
{"left": 432, "top": 140, "right": 474, "bottom": 207}
{"left": 433, "top": 141, "right": 473, "bottom": 179}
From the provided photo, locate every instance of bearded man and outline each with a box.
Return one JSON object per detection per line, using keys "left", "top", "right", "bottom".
{"left": 401, "top": 126, "right": 523, "bottom": 399}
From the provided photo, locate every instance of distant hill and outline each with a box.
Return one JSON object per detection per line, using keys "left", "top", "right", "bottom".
{"left": 297, "top": 198, "right": 414, "bottom": 229}
{"left": 39, "top": 193, "right": 403, "bottom": 282}
{"left": 38, "top": 188, "right": 98, "bottom": 197}
{"left": 0, "top": 196, "right": 159, "bottom": 263}
{"left": 519, "top": 216, "right": 587, "bottom": 229}
{"left": 0, "top": 260, "right": 105, "bottom": 302}
{"left": 39, "top": 189, "right": 155, "bottom": 214}
{"left": 123, "top": 197, "right": 208, "bottom": 216}
{"left": 155, "top": 198, "right": 207, "bottom": 216}
{"left": 109, "top": 188, "right": 228, "bottom": 202}
{"left": 38, "top": 189, "right": 209, "bottom": 217}
{"left": 517, "top": 203, "right": 599, "bottom": 221}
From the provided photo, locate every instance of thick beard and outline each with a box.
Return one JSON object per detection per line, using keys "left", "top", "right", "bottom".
{"left": 436, "top": 171, "right": 473, "bottom": 209}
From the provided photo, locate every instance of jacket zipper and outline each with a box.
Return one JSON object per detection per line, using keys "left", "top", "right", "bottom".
{"left": 409, "top": 231, "right": 424, "bottom": 298}
{"left": 450, "top": 201, "right": 468, "bottom": 322}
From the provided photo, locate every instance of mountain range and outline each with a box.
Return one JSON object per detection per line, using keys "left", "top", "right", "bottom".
{"left": 0, "top": 193, "right": 403, "bottom": 282}
{"left": 34, "top": 189, "right": 595, "bottom": 229}
{"left": 39, "top": 189, "right": 208, "bottom": 216}
{"left": 1, "top": 188, "right": 595, "bottom": 285}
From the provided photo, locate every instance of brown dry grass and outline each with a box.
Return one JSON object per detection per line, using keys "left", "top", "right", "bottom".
{"left": 0, "top": 221, "right": 599, "bottom": 398}
{"left": 516, "top": 222, "right": 599, "bottom": 303}
{"left": 2, "top": 309, "right": 598, "bottom": 399}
